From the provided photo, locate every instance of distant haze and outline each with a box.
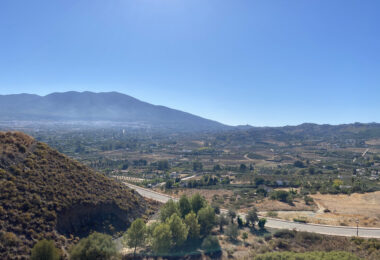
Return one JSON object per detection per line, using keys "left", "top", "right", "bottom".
{"left": 0, "top": 91, "right": 230, "bottom": 132}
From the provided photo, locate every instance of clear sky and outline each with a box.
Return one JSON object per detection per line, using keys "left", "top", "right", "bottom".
{"left": 0, "top": 0, "right": 379, "bottom": 126}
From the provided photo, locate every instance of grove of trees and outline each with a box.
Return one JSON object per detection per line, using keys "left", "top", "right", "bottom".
{"left": 122, "top": 193, "right": 220, "bottom": 256}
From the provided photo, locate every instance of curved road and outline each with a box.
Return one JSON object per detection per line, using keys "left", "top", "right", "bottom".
{"left": 124, "top": 182, "right": 380, "bottom": 238}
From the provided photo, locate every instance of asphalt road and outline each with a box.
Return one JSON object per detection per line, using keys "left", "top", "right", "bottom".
{"left": 124, "top": 182, "right": 380, "bottom": 238}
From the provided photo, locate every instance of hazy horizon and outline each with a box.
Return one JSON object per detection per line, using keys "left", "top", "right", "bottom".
{"left": 0, "top": 91, "right": 378, "bottom": 128}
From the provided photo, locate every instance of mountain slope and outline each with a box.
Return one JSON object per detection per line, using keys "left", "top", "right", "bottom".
{"left": 0, "top": 91, "right": 230, "bottom": 132}
{"left": 0, "top": 132, "right": 150, "bottom": 259}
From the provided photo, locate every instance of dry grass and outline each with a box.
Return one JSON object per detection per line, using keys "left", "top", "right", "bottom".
{"left": 309, "top": 192, "right": 380, "bottom": 227}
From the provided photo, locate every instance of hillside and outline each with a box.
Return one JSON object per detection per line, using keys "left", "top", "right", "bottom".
{"left": 0, "top": 132, "right": 150, "bottom": 259}
{"left": 0, "top": 92, "right": 230, "bottom": 132}
{"left": 216, "top": 123, "right": 380, "bottom": 144}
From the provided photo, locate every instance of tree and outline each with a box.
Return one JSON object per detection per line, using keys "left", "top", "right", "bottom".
{"left": 152, "top": 223, "right": 172, "bottom": 254}
{"left": 165, "top": 179, "right": 173, "bottom": 189}
{"left": 190, "top": 193, "right": 206, "bottom": 214}
{"left": 31, "top": 240, "right": 60, "bottom": 260}
{"left": 217, "top": 213, "right": 229, "bottom": 232}
{"left": 179, "top": 195, "right": 191, "bottom": 218}
{"left": 167, "top": 213, "right": 188, "bottom": 248}
{"left": 258, "top": 218, "right": 267, "bottom": 230}
{"left": 242, "top": 232, "right": 248, "bottom": 244}
{"left": 160, "top": 199, "right": 180, "bottom": 222}
{"left": 184, "top": 212, "right": 200, "bottom": 241}
{"left": 237, "top": 216, "right": 244, "bottom": 228}
{"left": 70, "top": 232, "right": 117, "bottom": 260}
{"left": 225, "top": 222, "right": 239, "bottom": 241}
{"left": 294, "top": 160, "right": 305, "bottom": 168}
{"left": 193, "top": 161, "right": 203, "bottom": 172}
{"left": 213, "top": 164, "right": 222, "bottom": 171}
{"left": 198, "top": 206, "right": 216, "bottom": 236}
{"left": 228, "top": 208, "right": 236, "bottom": 222}
{"left": 158, "top": 160, "right": 169, "bottom": 170}
{"left": 123, "top": 218, "right": 146, "bottom": 256}
{"left": 211, "top": 203, "right": 220, "bottom": 214}
{"left": 201, "top": 236, "right": 221, "bottom": 252}
{"left": 246, "top": 208, "right": 259, "bottom": 228}
{"left": 239, "top": 164, "right": 247, "bottom": 172}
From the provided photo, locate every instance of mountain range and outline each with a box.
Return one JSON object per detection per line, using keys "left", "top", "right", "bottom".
{"left": 0, "top": 91, "right": 230, "bottom": 132}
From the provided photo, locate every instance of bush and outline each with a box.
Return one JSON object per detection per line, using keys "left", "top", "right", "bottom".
{"left": 266, "top": 211, "right": 278, "bottom": 218}
{"left": 293, "top": 217, "right": 308, "bottom": 223}
{"left": 258, "top": 218, "right": 266, "bottom": 230}
{"left": 225, "top": 222, "right": 239, "bottom": 241}
{"left": 273, "top": 229, "right": 295, "bottom": 239}
{"left": 201, "top": 235, "right": 221, "bottom": 252}
{"left": 270, "top": 190, "right": 294, "bottom": 204}
{"left": 31, "top": 240, "right": 60, "bottom": 260}
{"left": 70, "top": 232, "right": 118, "bottom": 260}
{"left": 264, "top": 234, "right": 272, "bottom": 241}
{"left": 295, "top": 231, "right": 322, "bottom": 243}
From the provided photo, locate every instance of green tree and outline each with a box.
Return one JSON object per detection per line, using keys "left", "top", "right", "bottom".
{"left": 211, "top": 203, "right": 220, "bottom": 214}
{"left": 179, "top": 195, "right": 191, "bottom": 218}
{"left": 198, "top": 206, "right": 216, "bottom": 236}
{"left": 246, "top": 208, "right": 259, "bottom": 228}
{"left": 258, "top": 218, "right": 267, "bottom": 230}
{"left": 201, "top": 236, "right": 221, "bottom": 253}
{"left": 70, "top": 232, "right": 117, "bottom": 260}
{"left": 31, "top": 240, "right": 60, "bottom": 260}
{"left": 242, "top": 232, "right": 248, "bottom": 244}
{"left": 237, "top": 215, "right": 244, "bottom": 228}
{"left": 193, "top": 161, "right": 203, "bottom": 172}
{"left": 228, "top": 208, "right": 236, "bottom": 222}
{"left": 158, "top": 160, "right": 169, "bottom": 170}
{"left": 123, "top": 218, "right": 146, "bottom": 256}
{"left": 190, "top": 193, "right": 206, "bottom": 214}
{"left": 167, "top": 213, "right": 188, "bottom": 248}
{"left": 225, "top": 222, "right": 239, "bottom": 241}
{"left": 160, "top": 199, "right": 180, "bottom": 222}
{"left": 213, "top": 164, "right": 222, "bottom": 171}
{"left": 152, "top": 223, "right": 172, "bottom": 254}
{"left": 217, "top": 213, "right": 229, "bottom": 232}
{"left": 165, "top": 179, "right": 173, "bottom": 189}
{"left": 184, "top": 212, "right": 200, "bottom": 241}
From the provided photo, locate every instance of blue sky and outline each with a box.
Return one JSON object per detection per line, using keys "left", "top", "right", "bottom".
{"left": 0, "top": 0, "right": 379, "bottom": 126}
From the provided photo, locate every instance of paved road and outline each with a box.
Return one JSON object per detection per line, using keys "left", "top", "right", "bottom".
{"left": 124, "top": 182, "right": 380, "bottom": 238}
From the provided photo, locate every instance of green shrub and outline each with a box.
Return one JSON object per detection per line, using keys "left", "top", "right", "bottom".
{"left": 293, "top": 217, "right": 308, "bottom": 223}
{"left": 273, "top": 229, "right": 295, "bottom": 239}
{"left": 70, "top": 232, "right": 117, "bottom": 260}
{"left": 266, "top": 211, "right": 278, "bottom": 217}
{"left": 201, "top": 235, "right": 221, "bottom": 252}
{"left": 31, "top": 240, "right": 60, "bottom": 260}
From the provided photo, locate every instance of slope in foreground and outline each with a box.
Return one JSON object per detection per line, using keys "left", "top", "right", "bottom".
{"left": 0, "top": 132, "right": 150, "bottom": 259}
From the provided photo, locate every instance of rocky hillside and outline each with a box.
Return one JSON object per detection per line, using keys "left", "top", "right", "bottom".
{"left": 0, "top": 132, "right": 150, "bottom": 259}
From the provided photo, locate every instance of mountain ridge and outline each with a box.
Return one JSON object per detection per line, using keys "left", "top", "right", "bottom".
{"left": 0, "top": 91, "right": 230, "bottom": 132}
